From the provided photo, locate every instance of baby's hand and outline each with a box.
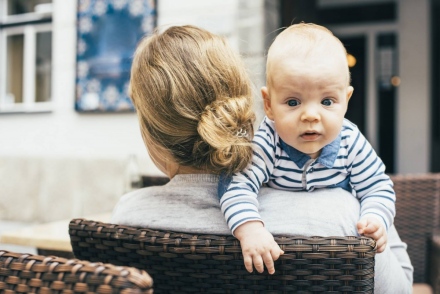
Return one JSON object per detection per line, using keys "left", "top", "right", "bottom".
{"left": 234, "top": 221, "right": 284, "bottom": 274}
{"left": 357, "top": 217, "right": 387, "bottom": 253}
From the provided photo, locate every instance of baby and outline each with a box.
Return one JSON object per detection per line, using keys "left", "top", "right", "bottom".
{"left": 219, "top": 23, "right": 395, "bottom": 275}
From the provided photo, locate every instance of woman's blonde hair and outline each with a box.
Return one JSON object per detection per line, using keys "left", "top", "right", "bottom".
{"left": 129, "top": 25, "right": 255, "bottom": 175}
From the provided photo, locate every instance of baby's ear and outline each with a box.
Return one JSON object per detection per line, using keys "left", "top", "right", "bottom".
{"left": 261, "top": 87, "right": 274, "bottom": 120}
{"left": 346, "top": 86, "right": 354, "bottom": 103}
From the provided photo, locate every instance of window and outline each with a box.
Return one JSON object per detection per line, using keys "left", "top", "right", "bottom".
{"left": 0, "top": 0, "right": 52, "bottom": 113}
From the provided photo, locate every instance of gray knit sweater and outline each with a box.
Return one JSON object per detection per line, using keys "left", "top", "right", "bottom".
{"left": 111, "top": 174, "right": 359, "bottom": 236}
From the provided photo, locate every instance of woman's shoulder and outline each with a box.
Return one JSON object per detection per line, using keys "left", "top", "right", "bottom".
{"left": 111, "top": 174, "right": 220, "bottom": 223}
{"left": 258, "top": 187, "right": 360, "bottom": 236}
{"left": 110, "top": 175, "right": 229, "bottom": 233}
{"left": 113, "top": 186, "right": 165, "bottom": 210}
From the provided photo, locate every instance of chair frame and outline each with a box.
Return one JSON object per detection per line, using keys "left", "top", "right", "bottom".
{"left": 70, "top": 218, "right": 376, "bottom": 293}
{"left": 0, "top": 250, "right": 153, "bottom": 294}
{"left": 391, "top": 173, "right": 440, "bottom": 285}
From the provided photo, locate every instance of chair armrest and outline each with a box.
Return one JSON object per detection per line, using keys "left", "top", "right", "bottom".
{"left": 429, "top": 233, "right": 440, "bottom": 293}
{"left": 0, "top": 250, "right": 153, "bottom": 293}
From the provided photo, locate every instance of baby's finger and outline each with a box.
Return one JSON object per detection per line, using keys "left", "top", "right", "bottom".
{"left": 357, "top": 219, "right": 368, "bottom": 234}
{"left": 376, "top": 234, "right": 388, "bottom": 253}
{"left": 243, "top": 254, "right": 254, "bottom": 273}
{"left": 363, "top": 221, "right": 380, "bottom": 234}
{"left": 253, "top": 255, "right": 265, "bottom": 273}
{"left": 262, "top": 252, "right": 275, "bottom": 274}
{"left": 377, "top": 243, "right": 386, "bottom": 253}
{"left": 271, "top": 246, "right": 284, "bottom": 261}
{"left": 376, "top": 237, "right": 387, "bottom": 253}
{"left": 363, "top": 227, "right": 381, "bottom": 241}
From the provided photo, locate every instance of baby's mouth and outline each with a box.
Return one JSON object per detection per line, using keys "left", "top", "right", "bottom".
{"left": 301, "top": 131, "right": 320, "bottom": 141}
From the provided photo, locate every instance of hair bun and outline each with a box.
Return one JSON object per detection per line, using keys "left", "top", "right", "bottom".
{"left": 196, "top": 96, "right": 255, "bottom": 175}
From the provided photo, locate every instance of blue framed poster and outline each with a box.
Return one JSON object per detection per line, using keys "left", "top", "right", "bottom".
{"left": 75, "top": 0, "right": 156, "bottom": 112}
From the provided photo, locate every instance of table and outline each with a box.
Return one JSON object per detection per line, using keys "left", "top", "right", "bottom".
{"left": 0, "top": 213, "right": 111, "bottom": 258}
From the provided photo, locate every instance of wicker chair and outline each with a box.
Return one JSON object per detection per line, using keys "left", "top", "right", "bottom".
{"left": 0, "top": 250, "right": 153, "bottom": 293}
{"left": 69, "top": 219, "right": 376, "bottom": 293}
{"left": 391, "top": 173, "right": 440, "bottom": 292}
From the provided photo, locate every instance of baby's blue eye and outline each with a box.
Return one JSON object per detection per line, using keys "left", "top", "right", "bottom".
{"left": 322, "top": 99, "right": 333, "bottom": 106}
{"left": 287, "top": 100, "right": 299, "bottom": 107}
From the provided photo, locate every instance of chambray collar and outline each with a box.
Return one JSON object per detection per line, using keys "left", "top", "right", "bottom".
{"left": 280, "top": 133, "right": 341, "bottom": 169}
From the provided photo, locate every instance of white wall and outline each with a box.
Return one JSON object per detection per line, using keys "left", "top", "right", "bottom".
{"left": 0, "top": 0, "right": 158, "bottom": 223}
{"left": 397, "top": 0, "right": 431, "bottom": 173}
{"left": 0, "top": 0, "right": 156, "bottom": 170}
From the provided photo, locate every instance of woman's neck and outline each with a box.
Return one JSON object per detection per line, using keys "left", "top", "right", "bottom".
{"left": 170, "top": 165, "right": 212, "bottom": 178}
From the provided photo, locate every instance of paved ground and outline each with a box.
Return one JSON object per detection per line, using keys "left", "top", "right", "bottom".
{"left": 0, "top": 220, "right": 37, "bottom": 254}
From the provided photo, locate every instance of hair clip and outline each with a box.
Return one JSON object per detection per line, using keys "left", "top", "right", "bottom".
{"left": 235, "top": 128, "right": 248, "bottom": 138}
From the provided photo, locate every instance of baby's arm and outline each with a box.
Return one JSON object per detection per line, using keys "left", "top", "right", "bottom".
{"left": 347, "top": 127, "right": 395, "bottom": 252}
{"left": 220, "top": 171, "right": 284, "bottom": 274}
{"left": 219, "top": 118, "right": 283, "bottom": 273}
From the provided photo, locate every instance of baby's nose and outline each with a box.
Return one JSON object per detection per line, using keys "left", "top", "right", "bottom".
{"left": 301, "top": 106, "right": 320, "bottom": 121}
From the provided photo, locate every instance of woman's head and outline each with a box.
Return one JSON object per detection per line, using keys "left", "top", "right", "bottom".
{"left": 129, "top": 25, "right": 255, "bottom": 175}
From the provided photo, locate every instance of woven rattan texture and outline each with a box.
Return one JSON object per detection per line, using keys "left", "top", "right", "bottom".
{"left": 391, "top": 173, "right": 440, "bottom": 283}
{"left": 70, "top": 219, "right": 375, "bottom": 293}
{"left": 0, "top": 250, "right": 153, "bottom": 294}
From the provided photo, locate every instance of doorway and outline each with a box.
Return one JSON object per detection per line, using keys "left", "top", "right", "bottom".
{"left": 340, "top": 36, "right": 366, "bottom": 135}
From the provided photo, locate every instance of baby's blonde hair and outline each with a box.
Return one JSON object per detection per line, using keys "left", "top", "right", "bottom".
{"left": 267, "top": 23, "right": 350, "bottom": 86}
{"left": 129, "top": 25, "right": 255, "bottom": 175}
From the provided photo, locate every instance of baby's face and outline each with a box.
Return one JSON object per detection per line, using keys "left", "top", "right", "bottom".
{"left": 262, "top": 51, "right": 353, "bottom": 159}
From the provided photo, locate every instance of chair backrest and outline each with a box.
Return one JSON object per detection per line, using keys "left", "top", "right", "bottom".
{"left": 70, "top": 218, "right": 376, "bottom": 293}
{"left": 0, "top": 250, "right": 153, "bottom": 293}
{"left": 391, "top": 173, "right": 440, "bottom": 283}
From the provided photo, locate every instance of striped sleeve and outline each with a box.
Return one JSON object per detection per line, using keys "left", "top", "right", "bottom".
{"left": 347, "top": 126, "right": 396, "bottom": 231}
{"left": 219, "top": 118, "right": 276, "bottom": 235}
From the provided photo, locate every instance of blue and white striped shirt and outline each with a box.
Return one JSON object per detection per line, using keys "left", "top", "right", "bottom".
{"left": 219, "top": 117, "right": 396, "bottom": 234}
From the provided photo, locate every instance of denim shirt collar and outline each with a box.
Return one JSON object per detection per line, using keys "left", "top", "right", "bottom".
{"left": 280, "top": 133, "right": 341, "bottom": 169}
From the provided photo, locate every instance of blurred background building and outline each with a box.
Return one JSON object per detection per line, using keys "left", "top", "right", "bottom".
{"left": 0, "top": 0, "right": 438, "bottom": 223}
